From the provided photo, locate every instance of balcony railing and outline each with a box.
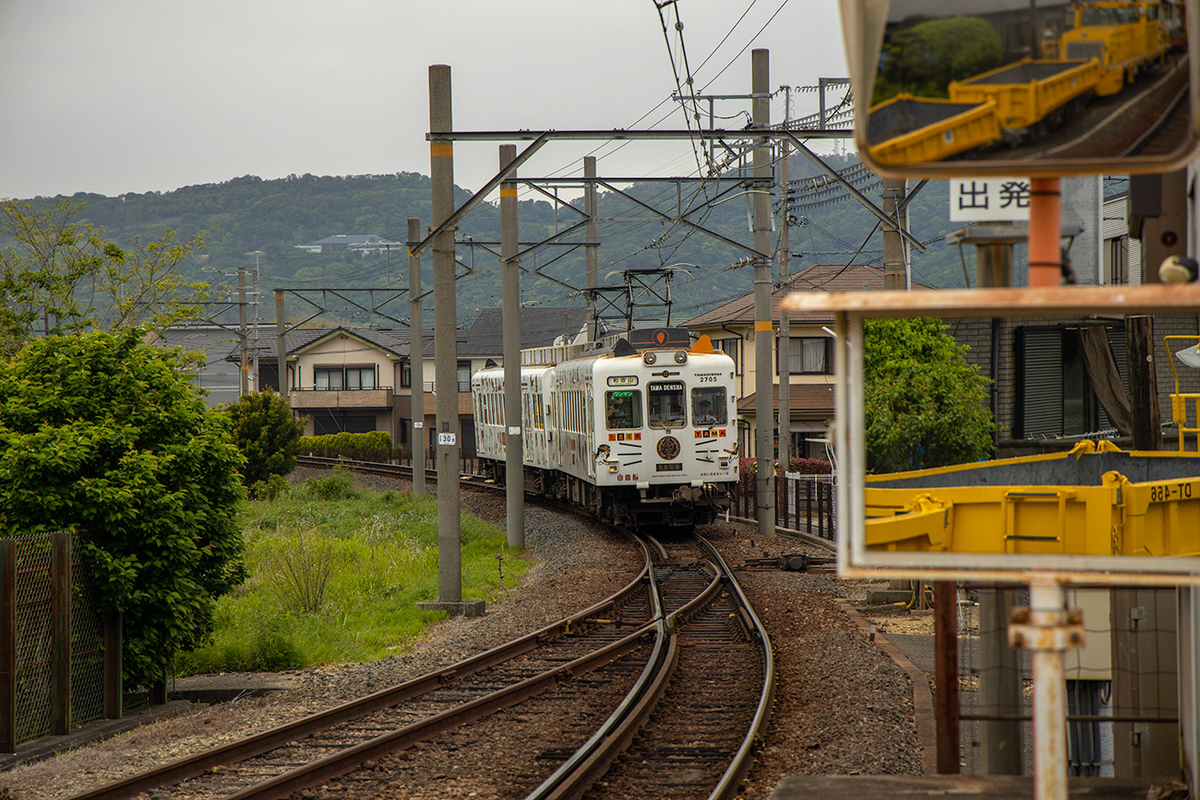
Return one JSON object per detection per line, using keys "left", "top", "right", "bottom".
{"left": 288, "top": 387, "right": 394, "bottom": 409}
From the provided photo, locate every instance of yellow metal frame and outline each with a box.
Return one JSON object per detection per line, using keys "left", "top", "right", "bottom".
{"left": 1166, "top": 335, "right": 1200, "bottom": 452}
{"left": 780, "top": 282, "right": 1200, "bottom": 583}
{"left": 865, "top": 448, "right": 1200, "bottom": 559}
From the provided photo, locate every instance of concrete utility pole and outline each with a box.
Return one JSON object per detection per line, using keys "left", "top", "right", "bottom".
{"left": 882, "top": 178, "right": 907, "bottom": 290}
{"left": 408, "top": 218, "right": 427, "bottom": 497}
{"left": 238, "top": 266, "right": 249, "bottom": 397}
{"left": 585, "top": 156, "right": 599, "bottom": 343}
{"left": 248, "top": 251, "right": 265, "bottom": 389}
{"left": 275, "top": 291, "right": 287, "bottom": 402}
{"left": 778, "top": 85, "right": 792, "bottom": 477}
{"left": 500, "top": 145, "right": 524, "bottom": 548}
{"left": 752, "top": 49, "right": 774, "bottom": 538}
{"left": 423, "top": 64, "right": 480, "bottom": 617}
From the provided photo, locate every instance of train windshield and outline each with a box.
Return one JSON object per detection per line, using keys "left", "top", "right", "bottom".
{"left": 691, "top": 387, "right": 728, "bottom": 427}
{"left": 605, "top": 390, "right": 642, "bottom": 430}
{"left": 647, "top": 381, "right": 686, "bottom": 429}
{"left": 1080, "top": 7, "right": 1136, "bottom": 25}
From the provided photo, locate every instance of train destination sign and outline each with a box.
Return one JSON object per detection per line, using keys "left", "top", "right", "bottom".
{"left": 838, "top": 0, "right": 1200, "bottom": 176}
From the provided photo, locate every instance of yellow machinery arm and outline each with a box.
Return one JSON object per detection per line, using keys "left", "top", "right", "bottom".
{"left": 864, "top": 444, "right": 1200, "bottom": 558}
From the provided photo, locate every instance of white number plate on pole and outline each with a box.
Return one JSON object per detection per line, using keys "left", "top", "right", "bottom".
{"left": 437, "top": 432, "right": 456, "bottom": 446}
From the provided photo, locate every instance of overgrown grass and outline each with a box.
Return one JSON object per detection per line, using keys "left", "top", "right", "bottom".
{"left": 176, "top": 469, "right": 531, "bottom": 674}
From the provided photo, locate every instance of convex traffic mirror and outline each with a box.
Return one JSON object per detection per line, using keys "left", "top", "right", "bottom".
{"left": 839, "top": 0, "right": 1200, "bottom": 176}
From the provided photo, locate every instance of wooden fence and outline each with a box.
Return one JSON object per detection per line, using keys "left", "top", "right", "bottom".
{"left": 731, "top": 474, "right": 836, "bottom": 542}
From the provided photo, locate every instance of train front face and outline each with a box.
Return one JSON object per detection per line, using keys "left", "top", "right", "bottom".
{"left": 593, "top": 346, "right": 739, "bottom": 529}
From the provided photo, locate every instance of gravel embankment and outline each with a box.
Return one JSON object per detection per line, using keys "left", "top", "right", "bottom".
{"left": 0, "top": 470, "right": 924, "bottom": 800}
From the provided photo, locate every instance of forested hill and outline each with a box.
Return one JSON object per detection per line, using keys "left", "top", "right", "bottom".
{"left": 28, "top": 158, "right": 968, "bottom": 327}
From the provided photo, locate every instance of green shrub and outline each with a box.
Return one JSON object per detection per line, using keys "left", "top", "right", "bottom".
{"left": 249, "top": 619, "right": 304, "bottom": 670}
{"left": 302, "top": 469, "right": 359, "bottom": 501}
{"left": 300, "top": 431, "right": 392, "bottom": 458}
{"left": 259, "top": 529, "right": 340, "bottom": 614}
{"left": 250, "top": 473, "right": 290, "bottom": 501}
{"left": 0, "top": 331, "right": 245, "bottom": 688}
{"left": 225, "top": 389, "right": 306, "bottom": 486}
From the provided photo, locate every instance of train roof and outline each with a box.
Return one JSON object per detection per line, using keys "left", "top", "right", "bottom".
{"left": 520, "top": 326, "right": 703, "bottom": 366}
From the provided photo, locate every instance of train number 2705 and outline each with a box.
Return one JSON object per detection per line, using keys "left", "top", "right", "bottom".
{"left": 696, "top": 373, "right": 720, "bottom": 383}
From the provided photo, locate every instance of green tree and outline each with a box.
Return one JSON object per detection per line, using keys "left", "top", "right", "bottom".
{"left": 0, "top": 198, "right": 212, "bottom": 357}
{"left": 225, "top": 389, "right": 306, "bottom": 490}
{"left": 864, "top": 317, "right": 994, "bottom": 473}
{"left": 0, "top": 330, "right": 247, "bottom": 686}
{"left": 875, "top": 16, "right": 1005, "bottom": 102}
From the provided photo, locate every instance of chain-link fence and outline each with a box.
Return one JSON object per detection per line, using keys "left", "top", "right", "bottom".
{"left": 953, "top": 584, "right": 1180, "bottom": 779}
{"left": 1, "top": 532, "right": 109, "bottom": 751}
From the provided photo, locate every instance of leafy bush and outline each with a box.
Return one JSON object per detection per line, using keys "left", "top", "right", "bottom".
{"left": 249, "top": 473, "right": 290, "bottom": 501}
{"left": 225, "top": 389, "right": 305, "bottom": 486}
{"left": 787, "top": 457, "right": 833, "bottom": 475}
{"left": 302, "top": 469, "right": 360, "bottom": 501}
{"left": 737, "top": 456, "right": 832, "bottom": 478}
{"left": 0, "top": 330, "right": 246, "bottom": 687}
{"left": 300, "top": 431, "right": 392, "bottom": 459}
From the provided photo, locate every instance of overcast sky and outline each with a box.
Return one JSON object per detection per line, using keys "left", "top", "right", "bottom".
{"left": 0, "top": 0, "right": 849, "bottom": 201}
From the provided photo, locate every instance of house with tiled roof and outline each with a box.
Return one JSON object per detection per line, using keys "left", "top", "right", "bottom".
{"left": 683, "top": 263, "right": 934, "bottom": 459}
{"left": 227, "top": 307, "right": 591, "bottom": 454}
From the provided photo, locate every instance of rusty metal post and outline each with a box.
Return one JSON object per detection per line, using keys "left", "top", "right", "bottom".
{"left": 103, "top": 615, "right": 122, "bottom": 720}
{"left": 0, "top": 540, "right": 15, "bottom": 753}
{"left": 934, "top": 581, "right": 960, "bottom": 773}
{"left": 1010, "top": 577, "right": 1085, "bottom": 800}
{"left": 51, "top": 533, "right": 71, "bottom": 735}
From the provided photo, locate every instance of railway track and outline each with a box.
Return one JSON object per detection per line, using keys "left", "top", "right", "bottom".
{"left": 64, "top": 457, "right": 775, "bottom": 800}
{"left": 1022, "top": 54, "right": 1191, "bottom": 161}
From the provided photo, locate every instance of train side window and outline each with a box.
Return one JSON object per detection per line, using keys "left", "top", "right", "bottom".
{"left": 606, "top": 390, "right": 642, "bottom": 430}
{"left": 691, "top": 388, "right": 727, "bottom": 426}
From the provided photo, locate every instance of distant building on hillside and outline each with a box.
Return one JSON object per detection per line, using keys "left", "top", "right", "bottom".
{"left": 295, "top": 234, "right": 402, "bottom": 255}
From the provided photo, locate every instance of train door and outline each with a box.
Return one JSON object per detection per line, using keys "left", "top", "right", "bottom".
{"left": 585, "top": 384, "right": 596, "bottom": 479}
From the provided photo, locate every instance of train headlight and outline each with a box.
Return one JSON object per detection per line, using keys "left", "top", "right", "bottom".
{"left": 674, "top": 350, "right": 688, "bottom": 364}
{"left": 643, "top": 351, "right": 657, "bottom": 365}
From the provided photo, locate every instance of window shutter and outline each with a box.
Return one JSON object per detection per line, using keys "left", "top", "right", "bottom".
{"left": 1017, "top": 327, "right": 1063, "bottom": 438}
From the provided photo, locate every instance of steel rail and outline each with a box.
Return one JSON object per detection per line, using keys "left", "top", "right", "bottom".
{"left": 696, "top": 534, "right": 777, "bottom": 800}
{"left": 226, "top": 625, "right": 663, "bottom": 800}
{"left": 1120, "top": 81, "right": 1189, "bottom": 157}
{"left": 527, "top": 544, "right": 730, "bottom": 799}
{"left": 66, "top": 534, "right": 652, "bottom": 800}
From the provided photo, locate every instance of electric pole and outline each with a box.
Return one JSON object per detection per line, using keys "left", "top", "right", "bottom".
{"left": 408, "top": 218, "right": 427, "bottom": 497}
{"left": 500, "top": 145, "right": 524, "bottom": 548}
{"left": 778, "top": 85, "right": 792, "bottom": 476}
{"left": 752, "top": 49, "right": 775, "bottom": 538}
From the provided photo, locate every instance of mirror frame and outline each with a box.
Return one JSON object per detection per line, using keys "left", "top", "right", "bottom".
{"left": 839, "top": 0, "right": 1200, "bottom": 177}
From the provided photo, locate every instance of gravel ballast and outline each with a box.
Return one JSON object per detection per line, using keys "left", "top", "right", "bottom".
{"left": 0, "top": 473, "right": 925, "bottom": 800}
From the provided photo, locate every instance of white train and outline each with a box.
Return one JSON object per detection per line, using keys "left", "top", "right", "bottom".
{"left": 472, "top": 327, "right": 740, "bottom": 531}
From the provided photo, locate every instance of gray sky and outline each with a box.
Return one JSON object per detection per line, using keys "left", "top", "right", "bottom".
{"left": 0, "top": 0, "right": 849, "bottom": 200}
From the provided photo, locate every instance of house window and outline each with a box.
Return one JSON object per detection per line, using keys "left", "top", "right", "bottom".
{"left": 1104, "top": 237, "right": 1129, "bottom": 285}
{"left": 457, "top": 360, "right": 472, "bottom": 393}
{"left": 779, "top": 337, "right": 831, "bottom": 375}
{"left": 345, "top": 367, "right": 375, "bottom": 390}
{"left": 401, "top": 362, "right": 411, "bottom": 388}
{"left": 314, "top": 366, "right": 375, "bottom": 390}
{"left": 314, "top": 367, "right": 343, "bottom": 390}
{"left": 1015, "top": 325, "right": 1128, "bottom": 438}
